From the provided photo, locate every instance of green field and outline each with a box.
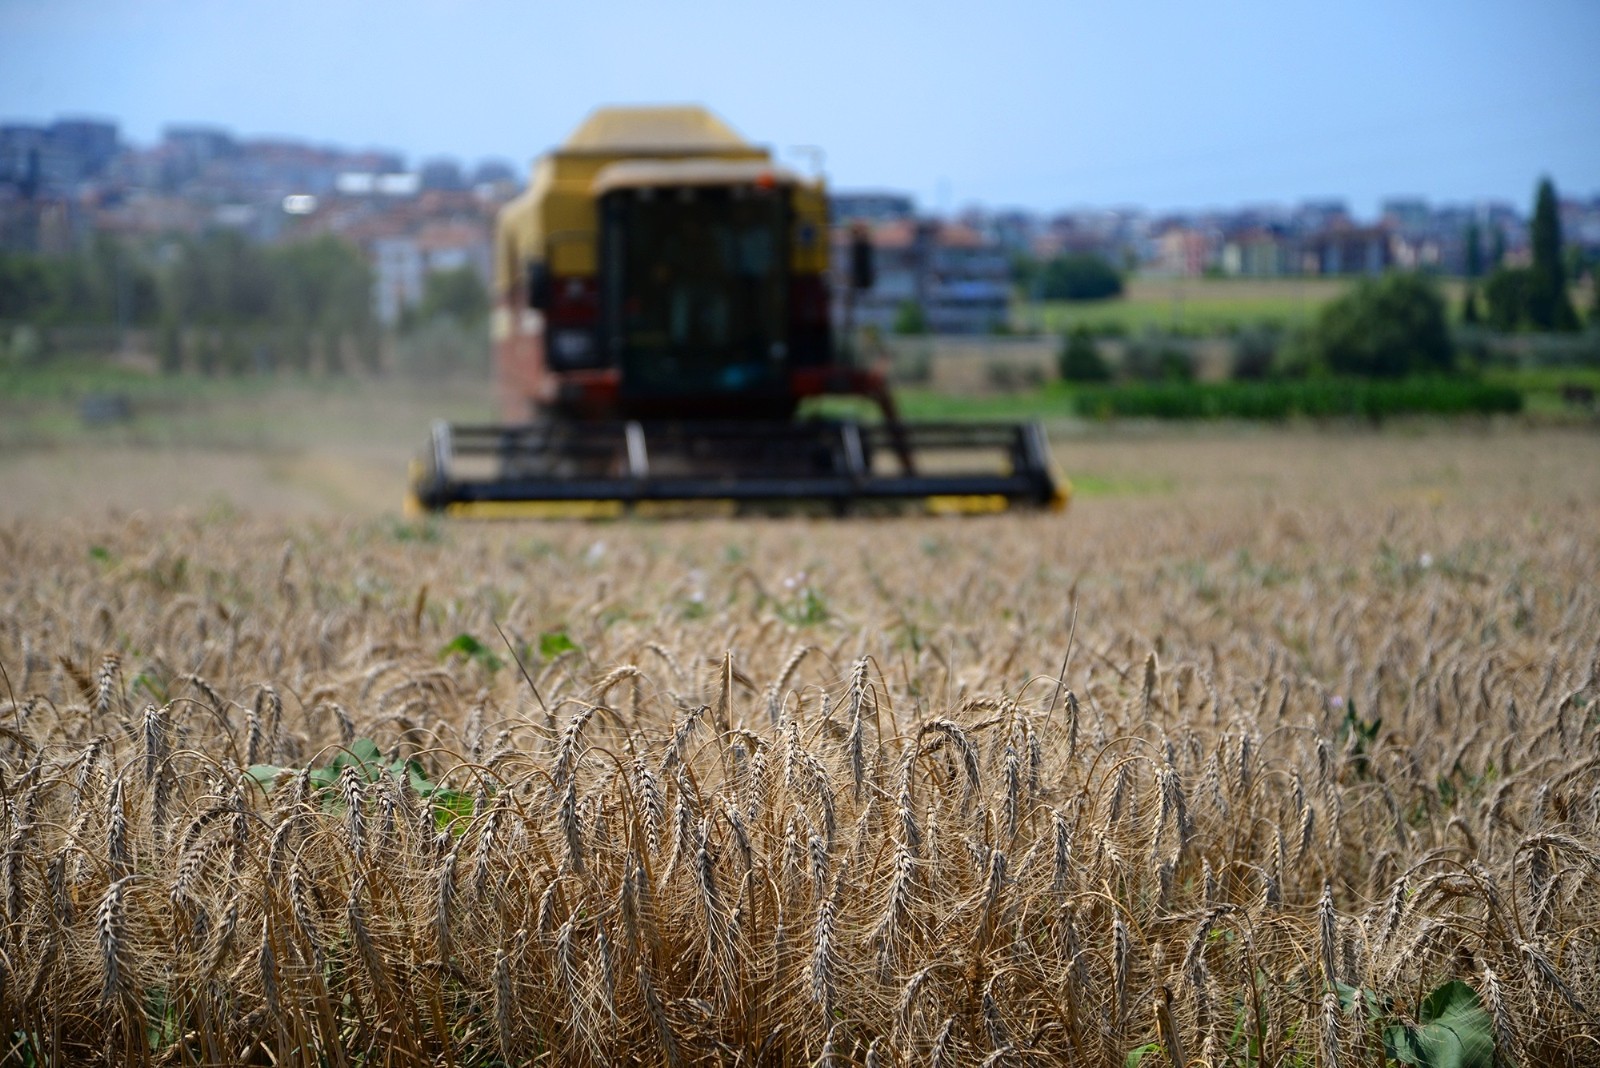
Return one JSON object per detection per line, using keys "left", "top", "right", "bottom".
{"left": 1020, "top": 276, "right": 1354, "bottom": 335}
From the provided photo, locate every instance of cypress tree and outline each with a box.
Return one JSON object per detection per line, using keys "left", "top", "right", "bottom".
{"left": 1529, "top": 178, "right": 1579, "bottom": 331}
{"left": 1531, "top": 180, "right": 1563, "bottom": 283}
{"left": 1464, "top": 221, "right": 1482, "bottom": 279}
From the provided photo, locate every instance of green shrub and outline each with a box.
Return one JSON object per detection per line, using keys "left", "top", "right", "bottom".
{"left": 1230, "top": 325, "right": 1279, "bottom": 380}
{"left": 1036, "top": 253, "right": 1124, "bottom": 301}
{"left": 1058, "top": 326, "right": 1111, "bottom": 382}
{"left": 893, "top": 301, "right": 928, "bottom": 336}
{"left": 1122, "top": 333, "right": 1196, "bottom": 383}
{"left": 1304, "top": 272, "right": 1454, "bottom": 377}
{"left": 1483, "top": 268, "right": 1538, "bottom": 331}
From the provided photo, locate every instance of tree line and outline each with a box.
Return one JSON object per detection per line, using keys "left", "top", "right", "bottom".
{"left": 1013, "top": 252, "right": 1126, "bottom": 302}
{"left": 1, "top": 231, "right": 380, "bottom": 374}
{"left": 1059, "top": 177, "right": 1596, "bottom": 386}
{"left": 1466, "top": 178, "right": 1588, "bottom": 332}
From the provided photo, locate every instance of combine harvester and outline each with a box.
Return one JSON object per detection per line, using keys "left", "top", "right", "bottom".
{"left": 408, "top": 106, "right": 1065, "bottom": 517}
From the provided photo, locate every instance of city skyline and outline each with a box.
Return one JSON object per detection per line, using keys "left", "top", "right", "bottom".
{"left": 2, "top": 0, "right": 1596, "bottom": 217}
{"left": 5, "top": 107, "right": 1593, "bottom": 226}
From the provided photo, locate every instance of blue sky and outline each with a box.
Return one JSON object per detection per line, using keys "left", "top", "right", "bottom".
{"left": 2, "top": 0, "right": 1596, "bottom": 216}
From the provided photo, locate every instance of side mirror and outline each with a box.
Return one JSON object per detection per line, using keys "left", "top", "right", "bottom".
{"left": 527, "top": 260, "right": 550, "bottom": 310}
{"left": 849, "top": 225, "right": 875, "bottom": 291}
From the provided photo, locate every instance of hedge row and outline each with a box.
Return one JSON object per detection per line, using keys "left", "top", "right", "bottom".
{"left": 1068, "top": 377, "right": 1524, "bottom": 421}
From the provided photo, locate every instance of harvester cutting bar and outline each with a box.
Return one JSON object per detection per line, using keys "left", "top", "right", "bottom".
{"left": 410, "top": 419, "right": 1065, "bottom": 517}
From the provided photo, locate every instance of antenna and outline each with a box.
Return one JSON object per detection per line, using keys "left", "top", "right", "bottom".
{"left": 788, "top": 145, "right": 825, "bottom": 180}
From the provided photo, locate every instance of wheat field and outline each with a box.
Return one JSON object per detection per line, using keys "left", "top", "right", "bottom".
{"left": 1, "top": 427, "right": 1597, "bottom": 1066}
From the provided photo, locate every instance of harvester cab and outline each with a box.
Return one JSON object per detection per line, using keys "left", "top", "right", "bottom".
{"left": 408, "top": 106, "right": 1065, "bottom": 518}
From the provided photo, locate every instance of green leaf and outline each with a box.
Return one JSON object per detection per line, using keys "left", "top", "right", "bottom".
{"left": 325, "top": 737, "right": 385, "bottom": 781}
{"left": 245, "top": 764, "right": 286, "bottom": 790}
{"left": 539, "top": 630, "right": 579, "bottom": 660}
{"left": 441, "top": 632, "right": 503, "bottom": 673}
{"left": 431, "top": 789, "right": 474, "bottom": 829}
{"left": 777, "top": 587, "right": 829, "bottom": 626}
{"left": 144, "top": 986, "right": 181, "bottom": 1051}
{"left": 1336, "top": 981, "right": 1387, "bottom": 1018}
{"left": 131, "top": 671, "right": 169, "bottom": 704}
{"left": 1418, "top": 981, "right": 1495, "bottom": 1067}
{"left": 396, "top": 758, "right": 437, "bottom": 796}
{"left": 1385, "top": 981, "right": 1494, "bottom": 1068}
{"left": 442, "top": 633, "right": 486, "bottom": 658}
{"left": 343, "top": 737, "right": 383, "bottom": 765}
{"left": 1124, "top": 1043, "right": 1160, "bottom": 1068}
